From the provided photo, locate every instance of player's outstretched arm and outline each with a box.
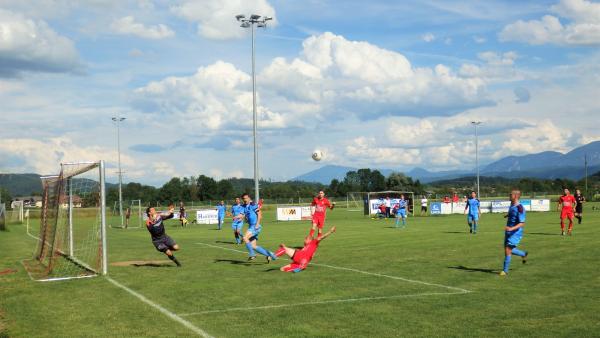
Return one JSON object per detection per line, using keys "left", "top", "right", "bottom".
{"left": 318, "top": 226, "right": 336, "bottom": 241}
{"left": 159, "top": 205, "right": 175, "bottom": 219}
{"left": 330, "top": 201, "right": 336, "bottom": 210}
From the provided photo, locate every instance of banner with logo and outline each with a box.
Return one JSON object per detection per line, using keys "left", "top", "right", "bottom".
{"left": 196, "top": 209, "right": 218, "bottom": 224}
{"left": 430, "top": 202, "right": 442, "bottom": 215}
{"left": 530, "top": 199, "right": 551, "bottom": 211}
{"left": 277, "top": 206, "right": 302, "bottom": 221}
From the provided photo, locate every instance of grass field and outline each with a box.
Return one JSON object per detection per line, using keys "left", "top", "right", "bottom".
{"left": 1, "top": 206, "right": 599, "bottom": 337}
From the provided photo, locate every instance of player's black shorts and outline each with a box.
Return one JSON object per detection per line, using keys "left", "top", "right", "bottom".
{"left": 152, "top": 235, "right": 177, "bottom": 252}
{"left": 421, "top": 206, "right": 427, "bottom": 212}
{"left": 575, "top": 206, "right": 583, "bottom": 213}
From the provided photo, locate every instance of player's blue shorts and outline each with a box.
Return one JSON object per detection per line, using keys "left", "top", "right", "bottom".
{"left": 247, "top": 225, "right": 262, "bottom": 239}
{"left": 467, "top": 213, "right": 479, "bottom": 222}
{"left": 396, "top": 208, "right": 407, "bottom": 218}
{"left": 218, "top": 215, "right": 225, "bottom": 222}
{"left": 232, "top": 221, "right": 243, "bottom": 231}
{"left": 504, "top": 232, "right": 522, "bottom": 247}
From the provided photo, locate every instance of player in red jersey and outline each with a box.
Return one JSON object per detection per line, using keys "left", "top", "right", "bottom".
{"left": 557, "top": 187, "right": 577, "bottom": 236}
{"left": 309, "top": 190, "right": 335, "bottom": 238}
{"left": 274, "top": 226, "right": 336, "bottom": 272}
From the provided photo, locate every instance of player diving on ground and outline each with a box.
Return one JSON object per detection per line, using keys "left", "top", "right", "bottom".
{"left": 145, "top": 205, "right": 181, "bottom": 267}
{"left": 275, "top": 226, "right": 336, "bottom": 273}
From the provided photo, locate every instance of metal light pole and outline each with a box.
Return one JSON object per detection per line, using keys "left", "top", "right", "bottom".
{"left": 112, "top": 116, "right": 126, "bottom": 227}
{"left": 584, "top": 153, "right": 588, "bottom": 197}
{"left": 472, "top": 121, "right": 482, "bottom": 198}
{"left": 236, "top": 14, "right": 272, "bottom": 202}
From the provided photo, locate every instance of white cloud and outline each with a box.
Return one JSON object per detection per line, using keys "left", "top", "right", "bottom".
{"left": 0, "top": 137, "right": 132, "bottom": 175}
{"left": 110, "top": 16, "right": 174, "bottom": 39}
{"left": 500, "top": 0, "right": 600, "bottom": 45}
{"left": 0, "top": 9, "right": 81, "bottom": 76}
{"left": 473, "top": 35, "right": 487, "bottom": 43}
{"left": 422, "top": 32, "right": 435, "bottom": 42}
{"left": 133, "top": 61, "right": 289, "bottom": 131}
{"left": 170, "top": 0, "right": 277, "bottom": 40}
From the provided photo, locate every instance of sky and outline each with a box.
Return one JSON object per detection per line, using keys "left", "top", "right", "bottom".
{"left": 0, "top": 0, "right": 599, "bottom": 186}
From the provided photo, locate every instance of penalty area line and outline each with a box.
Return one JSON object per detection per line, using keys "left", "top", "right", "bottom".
{"left": 105, "top": 277, "right": 214, "bottom": 338}
{"left": 194, "top": 242, "right": 471, "bottom": 294}
{"left": 178, "top": 291, "right": 466, "bottom": 316}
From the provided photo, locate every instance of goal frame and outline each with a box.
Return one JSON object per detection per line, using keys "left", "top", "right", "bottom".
{"left": 366, "top": 191, "right": 415, "bottom": 216}
{"left": 129, "top": 199, "right": 143, "bottom": 229}
{"left": 26, "top": 161, "right": 107, "bottom": 281}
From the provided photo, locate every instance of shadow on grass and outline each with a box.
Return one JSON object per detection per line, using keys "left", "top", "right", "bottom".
{"left": 527, "top": 232, "right": 560, "bottom": 236}
{"left": 448, "top": 265, "right": 497, "bottom": 274}
{"left": 214, "top": 259, "right": 254, "bottom": 266}
{"left": 215, "top": 240, "right": 237, "bottom": 244}
{"left": 443, "top": 231, "right": 467, "bottom": 234}
{"left": 132, "top": 263, "right": 175, "bottom": 268}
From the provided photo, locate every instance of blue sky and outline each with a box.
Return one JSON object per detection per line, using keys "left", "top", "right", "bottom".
{"left": 0, "top": 0, "right": 599, "bottom": 185}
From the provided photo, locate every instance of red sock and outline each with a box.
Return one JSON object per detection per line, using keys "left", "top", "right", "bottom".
{"left": 309, "top": 229, "right": 315, "bottom": 238}
{"left": 568, "top": 221, "right": 573, "bottom": 231}
{"left": 275, "top": 247, "right": 286, "bottom": 257}
{"left": 560, "top": 221, "right": 565, "bottom": 230}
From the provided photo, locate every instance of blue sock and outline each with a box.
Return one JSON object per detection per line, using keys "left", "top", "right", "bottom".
{"left": 402, "top": 218, "right": 406, "bottom": 226}
{"left": 235, "top": 235, "right": 240, "bottom": 244}
{"left": 395, "top": 218, "right": 400, "bottom": 227}
{"left": 245, "top": 242, "right": 255, "bottom": 256}
{"left": 503, "top": 255, "right": 512, "bottom": 273}
{"left": 473, "top": 222, "right": 477, "bottom": 232}
{"left": 512, "top": 248, "right": 526, "bottom": 257}
{"left": 254, "top": 245, "right": 273, "bottom": 258}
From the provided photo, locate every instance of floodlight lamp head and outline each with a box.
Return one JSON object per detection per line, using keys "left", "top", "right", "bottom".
{"left": 264, "top": 16, "right": 272, "bottom": 21}
{"left": 235, "top": 14, "right": 245, "bottom": 21}
{"left": 250, "top": 14, "right": 261, "bottom": 20}
{"left": 240, "top": 22, "right": 251, "bottom": 28}
{"left": 257, "top": 23, "right": 266, "bottom": 28}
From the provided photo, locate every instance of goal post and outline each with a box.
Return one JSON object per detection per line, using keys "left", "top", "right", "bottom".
{"left": 9, "top": 200, "right": 24, "bottom": 223}
{"left": 128, "top": 199, "right": 143, "bottom": 229}
{"left": 346, "top": 192, "right": 369, "bottom": 212}
{"left": 23, "top": 161, "right": 107, "bottom": 281}
{"left": 365, "top": 191, "right": 415, "bottom": 216}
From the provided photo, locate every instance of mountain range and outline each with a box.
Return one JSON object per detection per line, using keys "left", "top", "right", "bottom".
{"left": 292, "top": 141, "right": 600, "bottom": 184}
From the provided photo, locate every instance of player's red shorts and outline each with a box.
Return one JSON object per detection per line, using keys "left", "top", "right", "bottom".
{"left": 312, "top": 214, "right": 325, "bottom": 228}
{"left": 561, "top": 208, "right": 574, "bottom": 219}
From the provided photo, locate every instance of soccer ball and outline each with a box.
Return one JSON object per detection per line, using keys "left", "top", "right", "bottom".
{"left": 312, "top": 150, "right": 323, "bottom": 161}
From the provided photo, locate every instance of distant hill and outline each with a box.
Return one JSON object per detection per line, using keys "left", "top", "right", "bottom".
{"left": 0, "top": 174, "right": 44, "bottom": 196}
{"left": 293, "top": 141, "right": 600, "bottom": 184}
{"left": 0, "top": 174, "right": 118, "bottom": 198}
{"left": 292, "top": 165, "right": 357, "bottom": 184}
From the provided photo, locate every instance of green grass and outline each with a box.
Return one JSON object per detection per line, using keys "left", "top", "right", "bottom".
{"left": 1, "top": 206, "right": 600, "bottom": 337}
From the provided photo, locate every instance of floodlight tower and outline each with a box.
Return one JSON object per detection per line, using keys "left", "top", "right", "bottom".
{"left": 472, "top": 121, "right": 482, "bottom": 198}
{"left": 112, "top": 116, "right": 126, "bottom": 227}
{"left": 236, "top": 14, "right": 272, "bottom": 201}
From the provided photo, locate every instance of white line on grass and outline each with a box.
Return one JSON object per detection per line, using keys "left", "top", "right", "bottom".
{"left": 106, "top": 277, "right": 214, "bottom": 338}
{"left": 178, "top": 291, "right": 466, "bottom": 316}
{"left": 194, "top": 242, "right": 471, "bottom": 294}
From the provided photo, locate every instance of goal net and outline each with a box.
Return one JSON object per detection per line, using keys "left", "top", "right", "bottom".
{"left": 127, "top": 199, "right": 143, "bottom": 229}
{"left": 346, "top": 192, "right": 369, "bottom": 212}
{"left": 365, "top": 191, "right": 415, "bottom": 216}
{"left": 23, "top": 161, "right": 107, "bottom": 281}
{"left": 0, "top": 203, "right": 5, "bottom": 231}
{"left": 9, "top": 200, "right": 24, "bottom": 223}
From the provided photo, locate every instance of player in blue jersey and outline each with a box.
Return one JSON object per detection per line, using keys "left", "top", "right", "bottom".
{"left": 230, "top": 197, "right": 245, "bottom": 244}
{"left": 500, "top": 190, "right": 529, "bottom": 276}
{"left": 464, "top": 191, "right": 481, "bottom": 234}
{"left": 216, "top": 201, "right": 226, "bottom": 230}
{"left": 394, "top": 195, "right": 408, "bottom": 228}
{"left": 241, "top": 193, "right": 277, "bottom": 262}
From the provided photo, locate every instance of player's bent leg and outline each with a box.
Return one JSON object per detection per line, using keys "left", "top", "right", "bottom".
{"left": 280, "top": 263, "right": 303, "bottom": 273}
{"left": 172, "top": 244, "right": 180, "bottom": 251}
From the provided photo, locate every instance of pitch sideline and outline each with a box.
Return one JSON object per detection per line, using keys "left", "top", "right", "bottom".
{"left": 106, "top": 277, "right": 214, "bottom": 338}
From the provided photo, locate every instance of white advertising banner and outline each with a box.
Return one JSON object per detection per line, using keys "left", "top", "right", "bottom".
{"left": 196, "top": 209, "right": 218, "bottom": 224}
{"left": 530, "top": 199, "right": 551, "bottom": 212}
{"left": 369, "top": 199, "right": 404, "bottom": 215}
{"left": 301, "top": 206, "right": 313, "bottom": 221}
{"left": 492, "top": 200, "right": 511, "bottom": 213}
{"left": 452, "top": 202, "right": 467, "bottom": 214}
{"left": 277, "top": 206, "right": 302, "bottom": 221}
{"left": 480, "top": 201, "right": 492, "bottom": 214}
